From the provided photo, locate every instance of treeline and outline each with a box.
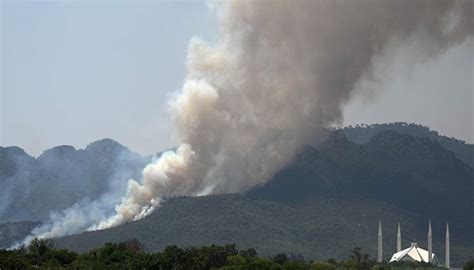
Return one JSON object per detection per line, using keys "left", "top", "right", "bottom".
{"left": 1, "top": 239, "right": 472, "bottom": 270}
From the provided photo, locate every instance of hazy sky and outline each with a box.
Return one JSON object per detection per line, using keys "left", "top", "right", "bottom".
{"left": 1, "top": 1, "right": 473, "bottom": 156}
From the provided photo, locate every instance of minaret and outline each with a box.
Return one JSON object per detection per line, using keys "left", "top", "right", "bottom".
{"left": 428, "top": 221, "right": 433, "bottom": 263}
{"left": 397, "top": 223, "right": 401, "bottom": 252}
{"left": 446, "top": 223, "right": 450, "bottom": 269}
{"left": 378, "top": 221, "right": 383, "bottom": 263}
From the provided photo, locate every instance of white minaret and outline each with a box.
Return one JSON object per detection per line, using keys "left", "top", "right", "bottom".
{"left": 397, "top": 223, "right": 401, "bottom": 252}
{"left": 428, "top": 221, "right": 433, "bottom": 263}
{"left": 446, "top": 223, "right": 450, "bottom": 269}
{"left": 378, "top": 221, "right": 383, "bottom": 263}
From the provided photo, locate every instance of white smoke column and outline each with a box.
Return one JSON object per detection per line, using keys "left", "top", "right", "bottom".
{"left": 16, "top": 0, "right": 472, "bottom": 243}
{"left": 95, "top": 0, "right": 472, "bottom": 230}
{"left": 92, "top": 144, "right": 199, "bottom": 229}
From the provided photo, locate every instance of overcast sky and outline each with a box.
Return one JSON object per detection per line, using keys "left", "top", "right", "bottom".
{"left": 1, "top": 1, "right": 473, "bottom": 156}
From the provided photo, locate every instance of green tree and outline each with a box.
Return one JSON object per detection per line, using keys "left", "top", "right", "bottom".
{"left": 326, "top": 258, "right": 337, "bottom": 266}
{"left": 240, "top": 248, "right": 258, "bottom": 258}
{"left": 464, "top": 259, "right": 474, "bottom": 270}
{"left": 27, "top": 238, "right": 53, "bottom": 265}
{"left": 227, "top": 254, "right": 246, "bottom": 266}
{"left": 246, "top": 256, "right": 282, "bottom": 270}
{"left": 273, "top": 253, "right": 289, "bottom": 265}
{"left": 282, "top": 260, "right": 309, "bottom": 270}
{"left": 343, "top": 247, "right": 374, "bottom": 270}
{"left": 0, "top": 250, "right": 32, "bottom": 270}
{"left": 44, "top": 248, "right": 77, "bottom": 266}
{"left": 312, "top": 261, "right": 336, "bottom": 270}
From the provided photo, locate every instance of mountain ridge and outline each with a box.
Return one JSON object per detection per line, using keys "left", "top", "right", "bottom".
{"left": 52, "top": 129, "right": 474, "bottom": 266}
{"left": 342, "top": 122, "right": 473, "bottom": 168}
{"left": 0, "top": 138, "right": 150, "bottom": 222}
{"left": 1, "top": 123, "right": 473, "bottom": 265}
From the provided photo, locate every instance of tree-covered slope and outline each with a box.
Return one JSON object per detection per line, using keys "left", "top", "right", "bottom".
{"left": 54, "top": 130, "right": 474, "bottom": 266}
{"left": 249, "top": 131, "right": 474, "bottom": 225}
{"left": 342, "top": 123, "right": 473, "bottom": 168}
{"left": 53, "top": 194, "right": 412, "bottom": 258}
{"left": 54, "top": 194, "right": 473, "bottom": 266}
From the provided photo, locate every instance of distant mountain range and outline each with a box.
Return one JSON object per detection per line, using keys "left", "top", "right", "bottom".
{"left": 0, "top": 139, "right": 149, "bottom": 222}
{"left": 1, "top": 123, "right": 473, "bottom": 265}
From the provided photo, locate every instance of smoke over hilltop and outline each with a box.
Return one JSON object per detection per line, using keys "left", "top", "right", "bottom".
{"left": 96, "top": 0, "right": 472, "bottom": 229}
{"left": 18, "top": 0, "right": 473, "bottom": 242}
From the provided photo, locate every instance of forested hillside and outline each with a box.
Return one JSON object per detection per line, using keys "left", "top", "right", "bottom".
{"left": 2, "top": 124, "right": 473, "bottom": 266}
{"left": 249, "top": 131, "right": 474, "bottom": 230}
{"left": 342, "top": 123, "right": 473, "bottom": 168}
{"left": 55, "top": 131, "right": 474, "bottom": 266}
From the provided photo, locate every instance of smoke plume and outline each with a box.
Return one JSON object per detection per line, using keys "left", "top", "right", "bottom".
{"left": 17, "top": 0, "right": 473, "bottom": 243}
{"left": 95, "top": 0, "right": 472, "bottom": 229}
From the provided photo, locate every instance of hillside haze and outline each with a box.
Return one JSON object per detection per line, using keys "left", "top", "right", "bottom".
{"left": 0, "top": 139, "right": 150, "bottom": 222}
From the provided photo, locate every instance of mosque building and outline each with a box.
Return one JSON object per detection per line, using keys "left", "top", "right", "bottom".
{"left": 377, "top": 221, "right": 450, "bottom": 268}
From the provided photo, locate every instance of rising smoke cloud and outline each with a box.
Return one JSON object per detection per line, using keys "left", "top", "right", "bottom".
{"left": 95, "top": 0, "right": 472, "bottom": 229}
{"left": 17, "top": 0, "right": 473, "bottom": 244}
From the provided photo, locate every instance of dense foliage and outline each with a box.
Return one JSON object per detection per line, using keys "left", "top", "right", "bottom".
{"left": 54, "top": 194, "right": 422, "bottom": 261}
{"left": 1, "top": 239, "right": 450, "bottom": 270}
{"left": 341, "top": 122, "right": 474, "bottom": 168}
{"left": 463, "top": 259, "right": 474, "bottom": 270}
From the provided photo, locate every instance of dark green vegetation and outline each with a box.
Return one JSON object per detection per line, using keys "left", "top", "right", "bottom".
{"left": 1, "top": 123, "right": 473, "bottom": 266}
{"left": 1, "top": 239, "right": 453, "bottom": 270}
{"left": 342, "top": 123, "right": 474, "bottom": 168}
{"left": 55, "top": 194, "right": 412, "bottom": 259}
{"left": 464, "top": 260, "right": 474, "bottom": 270}
{"left": 54, "top": 129, "right": 474, "bottom": 266}
{"left": 248, "top": 130, "right": 474, "bottom": 237}
{"left": 0, "top": 139, "right": 150, "bottom": 222}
